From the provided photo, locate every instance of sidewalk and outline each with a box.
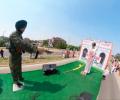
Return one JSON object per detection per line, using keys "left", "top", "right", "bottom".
{"left": 0, "top": 58, "right": 78, "bottom": 74}
{"left": 97, "top": 72, "right": 120, "bottom": 100}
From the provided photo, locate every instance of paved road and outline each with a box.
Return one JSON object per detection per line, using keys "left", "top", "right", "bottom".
{"left": 97, "top": 72, "right": 120, "bottom": 100}
{"left": 0, "top": 58, "right": 78, "bottom": 74}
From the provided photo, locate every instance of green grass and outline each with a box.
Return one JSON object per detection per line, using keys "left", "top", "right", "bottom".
{"left": 0, "top": 61, "right": 103, "bottom": 100}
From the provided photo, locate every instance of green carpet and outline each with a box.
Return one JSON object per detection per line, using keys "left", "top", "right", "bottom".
{"left": 0, "top": 61, "right": 103, "bottom": 100}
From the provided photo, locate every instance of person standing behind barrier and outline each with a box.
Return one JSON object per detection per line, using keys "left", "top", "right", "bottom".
{"left": 0, "top": 49, "right": 4, "bottom": 58}
{"left": 72, "top": 50, "right": 75, "bottom": 58}
{"left": 67, "top": 50, "right": 70, "bottom": 58}
{"left": 62, "top": 50, "right": 65, "bottom": 58}
{"left": 111, "top": 59, "right": 118, "bottom": 73}
{"left": 118, "top": 63, "right": 120, "bottom": 76}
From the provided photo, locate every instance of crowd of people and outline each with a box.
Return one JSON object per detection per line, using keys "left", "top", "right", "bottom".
{"left": 103, "top": 58, "right": 120, "bottom": 80}
{"left": 110, "top": 59, "right": 120, "bottom": 73}
{"left": 62, "top": 50, "right": 78, "bottom": 58}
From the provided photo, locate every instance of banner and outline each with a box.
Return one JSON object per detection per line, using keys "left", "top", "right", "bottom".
{"left": 79, "top": 39, "right": 112, "bottom": 70}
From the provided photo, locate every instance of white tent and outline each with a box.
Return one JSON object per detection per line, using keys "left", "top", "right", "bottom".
{"left": 79, "top": 39, "right": 112, "bottom": 70}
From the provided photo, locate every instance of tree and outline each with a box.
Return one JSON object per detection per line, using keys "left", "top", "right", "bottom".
{"left": 67, "top": 45, "right": 80, "bottom": 51}
{"left": 0, "top": 41, "right": 5, "bottom": 47}
{"left": 0, "top": 36, "right": 9, "bottom": 47}
{"left": 43, "top": 40, "right": 48, "bottom": 47}
{"left": 52, "top": 37, "right": 67, "bottom": 49}
{"left": 114, "top": 53, "right": 120, "bottom": 61}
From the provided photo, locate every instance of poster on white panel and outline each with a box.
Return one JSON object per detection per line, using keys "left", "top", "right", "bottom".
{"left": 79, "top": 39, "right": 112, "bottom": 70}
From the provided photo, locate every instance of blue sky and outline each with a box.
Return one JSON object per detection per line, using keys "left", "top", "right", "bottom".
{"left": 0, "top": 0, "right": 120, "bottom": 54}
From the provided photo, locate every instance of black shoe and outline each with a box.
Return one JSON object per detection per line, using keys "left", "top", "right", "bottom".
{"left": 16, "top": 82, "right": 23, "bottom": 87}
{"left": 102, "top": 75, "right": 106, "bottom": 80}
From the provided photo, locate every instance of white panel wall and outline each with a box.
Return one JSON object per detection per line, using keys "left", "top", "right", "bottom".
{"left": 79, "top": 39, "right": 112, "bottom": 70}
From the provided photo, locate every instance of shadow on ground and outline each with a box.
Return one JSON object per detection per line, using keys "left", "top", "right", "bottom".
{"left": 69, "top": 92, "right": 93, "bottom": 100}
{"left": 43, "top": 69, "right": 60, "bottom": 76}
{"left": 24, "top": 80, "right": 66, "bottom": 93}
